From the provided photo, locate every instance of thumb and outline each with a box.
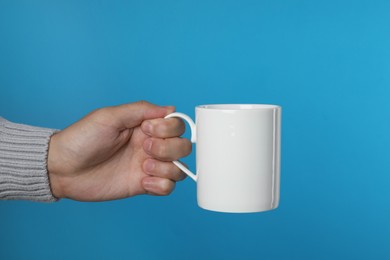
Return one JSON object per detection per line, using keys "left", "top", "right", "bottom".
{"left": 105, "top": 101, "right": 175, "bottom": 129}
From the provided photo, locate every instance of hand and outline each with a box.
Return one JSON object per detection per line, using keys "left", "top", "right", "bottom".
{"left": 47, "top": 101, "right": 191, "bottom": 201}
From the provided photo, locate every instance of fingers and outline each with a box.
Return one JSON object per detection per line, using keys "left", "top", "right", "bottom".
{"left": 142, "top": 176, "right": 176, "bottom": 196}
{"left": 140, "top": 111, "right": 191, "bottom": 196}
{"left": 141, "top": 118, "right": 185, "bottom": 138}
{"left": 141, "top": 159, "right": 188, "bottom": 196}
{"left": 143, "top": 137, "right": 192, "bottom": 161}
{"left": 96, "top": 101, "right": 175, "bottom": 130}
{"left": 143, "top": 158, "right": 187, "bottom": 182}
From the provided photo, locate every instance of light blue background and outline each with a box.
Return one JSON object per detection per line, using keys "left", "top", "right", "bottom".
{"left": 1, "top": 1, "right": 389, "bottom": 259}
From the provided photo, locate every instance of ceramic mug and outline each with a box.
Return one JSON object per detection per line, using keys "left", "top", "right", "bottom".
{"left": 165, "top": 104, "right": 281, "bottom": 213}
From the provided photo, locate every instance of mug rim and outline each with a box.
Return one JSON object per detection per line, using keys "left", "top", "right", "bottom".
{"left": 196, "top": 104, "right": 281, "bottom": 110}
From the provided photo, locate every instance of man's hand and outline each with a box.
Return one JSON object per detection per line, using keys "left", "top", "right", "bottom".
{"left": 47, "top": 101, "right": 191, "bottom": 201}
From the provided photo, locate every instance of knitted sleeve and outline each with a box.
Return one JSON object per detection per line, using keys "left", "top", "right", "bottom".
{"left": 0, "top": 117, "right": 58, "bottom": 202}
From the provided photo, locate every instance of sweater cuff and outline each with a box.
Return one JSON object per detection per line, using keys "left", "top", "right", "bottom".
{"left": 0, "top": 117, "right": 59, "bottom": 202}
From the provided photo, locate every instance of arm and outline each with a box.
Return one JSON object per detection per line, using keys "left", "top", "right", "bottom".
{"left": 1, "top": 101, "right": 191, "bottom": 202}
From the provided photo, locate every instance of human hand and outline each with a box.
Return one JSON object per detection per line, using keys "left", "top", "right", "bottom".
{"left": 47, "top": 101, "right": 191, "bottom": 201}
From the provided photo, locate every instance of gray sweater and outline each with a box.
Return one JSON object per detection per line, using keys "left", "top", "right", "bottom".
{"left": 0, "top": 117, "right": 58, "bottom": 202}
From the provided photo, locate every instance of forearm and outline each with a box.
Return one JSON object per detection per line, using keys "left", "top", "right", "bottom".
{"left": 0, "top": 117, "right": 58, "bottom": 202}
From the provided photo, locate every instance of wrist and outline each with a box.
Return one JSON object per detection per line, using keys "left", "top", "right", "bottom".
{"left": 47, "top": 133, "right": 65, "bottom": 199}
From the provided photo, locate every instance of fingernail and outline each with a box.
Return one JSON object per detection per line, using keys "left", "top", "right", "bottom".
{"left": 142, "top": 121, "right": 152, "bottom": 134}
{"left": 144, "top": 139, "right": 153, "bottom": 153}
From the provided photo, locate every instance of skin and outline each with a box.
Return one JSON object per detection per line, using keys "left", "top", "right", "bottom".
{"left": 47, "top": 101, "right": 192, "bottom": 201}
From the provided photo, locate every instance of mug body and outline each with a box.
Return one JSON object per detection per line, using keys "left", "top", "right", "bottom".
{"left": 195, "top": 104, "right": 281, "bottom": 213}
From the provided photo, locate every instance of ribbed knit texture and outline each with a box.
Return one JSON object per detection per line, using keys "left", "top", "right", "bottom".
{"left": 0, "top": 117, "right": 58, "bottom": 202}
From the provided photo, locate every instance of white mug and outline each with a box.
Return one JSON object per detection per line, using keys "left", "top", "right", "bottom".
{"left": 165, "top": 104, "right": 281, "bottom": 213}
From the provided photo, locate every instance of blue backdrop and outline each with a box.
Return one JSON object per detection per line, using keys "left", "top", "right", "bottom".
{"left": 1, "top": 1, "right": 389, "bottom": 259}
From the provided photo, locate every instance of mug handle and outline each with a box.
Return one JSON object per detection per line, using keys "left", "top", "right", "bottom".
{"left": 164, "top": 112, "right": 198, "bottom": 182}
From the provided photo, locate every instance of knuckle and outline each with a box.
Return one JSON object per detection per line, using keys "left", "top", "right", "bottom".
{"left": 90, "top": 107, "right": 114, "bottom": 122}
{"left": 94, "top": 107, "right": 110, "bottom": 116}
{"left": 137, "top": 100, "right": 150, "bottom": 106}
